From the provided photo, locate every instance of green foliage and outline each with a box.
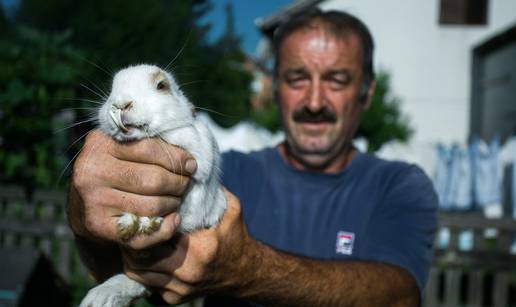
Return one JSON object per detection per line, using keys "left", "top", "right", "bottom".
{"left": 357, "top": 71, "right": 413, "bottom": 151}
{"left": 0, "top": 26, "right": 86, "bottom": 192}
{"left": 190, "top": 38, "right": 253, "bottom": 127}
{"left": 15, "top": 0, "right": 253, "bottom": 128}
{"left": 186, "top": 2, "right": 253, "bottom": 127}
{"left": 250, "top": 101, "right": 282, "bottom": 132}
{"left": 0, "top": 0, "right": 255, "bottom": 192}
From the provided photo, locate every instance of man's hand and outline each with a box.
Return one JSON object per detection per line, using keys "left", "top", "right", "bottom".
{"left": 123, "top": 189, "right": 252, "bottom": 305}
{"left": 69, "top": 129, "right": 197, "bottom": 250}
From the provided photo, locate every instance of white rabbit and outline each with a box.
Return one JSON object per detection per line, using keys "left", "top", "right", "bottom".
{"left": 79, "top": 64, "right": 226, "bottom": 307}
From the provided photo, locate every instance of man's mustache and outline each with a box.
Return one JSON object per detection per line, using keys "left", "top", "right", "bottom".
{"left": 292, "top": 106, "right": 337, "bottom": 123}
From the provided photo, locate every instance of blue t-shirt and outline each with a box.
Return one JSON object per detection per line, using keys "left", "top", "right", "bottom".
{"left": 206, "top": 147, "right": 438, "bottom": 306}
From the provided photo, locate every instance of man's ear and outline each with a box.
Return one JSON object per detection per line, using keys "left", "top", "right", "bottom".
{"left": 362, "top": 80, "right": 376, "bottom": 110}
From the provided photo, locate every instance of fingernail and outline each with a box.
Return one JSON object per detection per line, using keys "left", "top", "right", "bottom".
{"left": 185, "top": 159, "right": 197, "bottom": 174}
{"left": 174, "top": 214, "right": 181, "bottom": 228}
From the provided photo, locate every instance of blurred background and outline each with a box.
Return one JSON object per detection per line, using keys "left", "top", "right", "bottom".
{"left": 0, "top": 0, "right": 515, "bottom": 306}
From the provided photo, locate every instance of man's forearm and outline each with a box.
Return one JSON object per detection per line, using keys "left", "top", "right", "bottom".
{"left": 229, "top": 239, "right": 419, "bottom": 307}
{"left": 68, "top": 186, "right": 122, "bottom": 282}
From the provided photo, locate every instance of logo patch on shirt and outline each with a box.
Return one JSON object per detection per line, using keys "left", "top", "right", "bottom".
{"left": 336, "top": 231, "right": 355, "bottom": 255}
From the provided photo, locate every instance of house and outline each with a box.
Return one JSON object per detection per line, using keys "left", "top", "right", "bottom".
{"left": 254, "top": 0, "right": 516, "bottom": 144}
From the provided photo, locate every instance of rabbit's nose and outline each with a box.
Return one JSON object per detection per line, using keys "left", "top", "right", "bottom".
{"left": 121, "top": 101, "right": 133, "bottom": 111}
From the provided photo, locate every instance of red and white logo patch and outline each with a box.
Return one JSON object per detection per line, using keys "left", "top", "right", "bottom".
{"left": 336, "top": 231, "right": 355, "bottom": 255}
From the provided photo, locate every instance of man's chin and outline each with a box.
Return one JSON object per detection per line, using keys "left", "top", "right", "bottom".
{"left": 297, "top": 122, "right": 333, "bottom": 134}
{"left": 286, "top": 142, "right": 334, "bottom": 168}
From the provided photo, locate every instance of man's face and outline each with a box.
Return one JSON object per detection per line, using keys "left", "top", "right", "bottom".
{"left": 276, "top": 26, "right": 371, "bottom": 169}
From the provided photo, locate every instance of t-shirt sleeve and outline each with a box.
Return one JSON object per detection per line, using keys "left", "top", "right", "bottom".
{"left": 362, "top": 164, "right": 438, "bottom": 293}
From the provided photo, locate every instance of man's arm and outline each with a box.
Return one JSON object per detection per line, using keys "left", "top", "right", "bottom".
{"left": 232, "top": 239, "right": 419, "bottom": 307}
{"left": 124, "top": 190, "right": 420, "bottom": 307}
{"left": 68, "top": 185, "right": 123, "bottom": 282}
{"left": 67, "top": 130, "right": 195, "bottom": 281}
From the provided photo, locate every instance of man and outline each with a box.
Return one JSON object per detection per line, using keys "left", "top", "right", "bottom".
{"left": 68, "top": 9, "right": 437, "bottom": 306}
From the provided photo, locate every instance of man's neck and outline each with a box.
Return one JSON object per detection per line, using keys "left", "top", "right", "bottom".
{"left": 278, "top": 143, "right": 357, "bottom": 174}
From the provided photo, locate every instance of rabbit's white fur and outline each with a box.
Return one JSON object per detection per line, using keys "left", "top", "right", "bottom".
{"left": 79, "top": 64, "right": 226, "bottom": 307}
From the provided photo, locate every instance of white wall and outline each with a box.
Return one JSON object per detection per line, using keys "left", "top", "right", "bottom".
{"left": 320, "top": 0, "right": 516, "bottom": 143}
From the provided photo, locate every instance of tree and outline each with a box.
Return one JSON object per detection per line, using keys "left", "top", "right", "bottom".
{"left": 15, "top": 0, "right": 253, "bottom": 128}
{"left": 357, "top": 71, "right": 413, "bottom": 151}
{"left": 0, "top": 26, "right": 87, "bottom": 195}
{"left": 191, "top": 2, "right": 253, "bottom": 127}
{"left": 0, "top": 0, "right": 255, "bottom": 192}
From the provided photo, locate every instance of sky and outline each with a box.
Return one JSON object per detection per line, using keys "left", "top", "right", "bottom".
{"left": 202, "top": 0, "right": 294, "bottom": 55}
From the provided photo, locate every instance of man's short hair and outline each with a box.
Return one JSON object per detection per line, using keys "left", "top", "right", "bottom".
{"left": 272, "top": 9, "right": 375, "bottom": 98}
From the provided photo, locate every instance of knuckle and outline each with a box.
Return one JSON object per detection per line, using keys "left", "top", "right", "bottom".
{"left": 181, "top": 268, "right": 204, "bottom": 284}
{"left": 126, "top": 239, "right": 148, "bottom": 251}
{"left": 163, "top": 292, "right": 181, "bottom": 305}
{"left": 177, "top": 285, "right": 194, "bottom": 297}
{"left": 147, "top": 202, "right": 160, "bottom": 217}
{"left": 149, "top": 170, "right": 166, "bottom": 191}
{"left": 83, "top": 188, "right": 106, "bottom": 208}
{"left": 161, "top": 196, "right": 180, "bottom": 212}
{"left": 126, "top": 235, "right": 163, "bottom": 250}
{"left": 83, "top": 130, "right": 101, "bottom": 145}
{"left": 72, "top": 161, "right": 95, "bottom": 191}
{"left": 174, "top": 175, "right": 190, "bottom": 195}
{"left": 71, "top": 171, "right": 88, "bottom": 191}
{"left": 122, "top": 166, "right": 141, "bottom": 188}
{"left": 83, "top": 212, "right": 101, "bottom": 235}
{"left": 138, "top": 139, "right": 158, "bottom": 158}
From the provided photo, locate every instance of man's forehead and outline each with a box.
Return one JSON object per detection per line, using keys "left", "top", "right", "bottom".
{"left": 277, "top": 26, "right": 363, "bottom": 71}
{"left": 281, "top": 20, "right": 362, "bottom": 50}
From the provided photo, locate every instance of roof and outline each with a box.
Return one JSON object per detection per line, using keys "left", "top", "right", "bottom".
{"left": 255, "top": 0, "right": 325, "bottom": 38}
{"left": 473, "top": 21, "right": 516, "bottom": 55}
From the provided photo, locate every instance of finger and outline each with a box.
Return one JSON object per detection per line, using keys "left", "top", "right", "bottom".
{"left": 123, "top": 213, "right": 180, "bottom": 250}
{"left": 122, "top": 242, "right": 186, "bottom": 272}
{"left": 102, "top": 161, "right": 191, "bottom": 196}
{"left": 125, "top": 269, "right": 170, "bottom": 288}
{"left": 92, "top": 187, "right": 181, "bottom": 217}
{"left": 125, "top": 270, "right": 193, "bottom": 297}
{"left": 124, "top": 270, "right": 191, "bottom": 304}
{"left": 111, "top": 137, "right": 197, "bottom": 176}
{"left": 76, "top": 131, "right": 192, "bottom": 196}
{"left": 161, "top": 289, "right": 190, "bottom": 305}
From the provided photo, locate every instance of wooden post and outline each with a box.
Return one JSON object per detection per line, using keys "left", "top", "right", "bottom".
{"left": 444, "top": 269, "right": 462, "bottom": 306}
{"left": 467, "top": 270, "right": 484, "bottom": 307}
{"left": 423, "top": 268, "right": 440, "bottom": 307}
{"left": 493, "top": 273, "right": 509, "bottom": 307}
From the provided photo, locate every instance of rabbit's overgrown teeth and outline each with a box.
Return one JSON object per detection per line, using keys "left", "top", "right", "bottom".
{"left": 109, "top": 109, "right": 129, "bottom": 132}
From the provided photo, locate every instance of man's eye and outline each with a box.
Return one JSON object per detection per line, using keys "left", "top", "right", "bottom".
{"left": 330, "top": 78, "right": 347, "bottom": 88}
{"left": 286, "top": 76, "right": 308, "bottom": 88}
{"left": 326, "top": 74, "right": 350, "bottom": 89}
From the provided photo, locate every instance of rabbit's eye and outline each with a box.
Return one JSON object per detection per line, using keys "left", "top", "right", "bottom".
{"left": 156, "top": 80, "right": 170, "bottom": 91}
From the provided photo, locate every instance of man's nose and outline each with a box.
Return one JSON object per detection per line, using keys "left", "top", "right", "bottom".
{"left": 306, "top": 80, "right": 324, "bottom": 112}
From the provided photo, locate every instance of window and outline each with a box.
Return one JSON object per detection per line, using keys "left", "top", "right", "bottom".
{"left": 440, "top": 0, "right": 488, "bottom": 25}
